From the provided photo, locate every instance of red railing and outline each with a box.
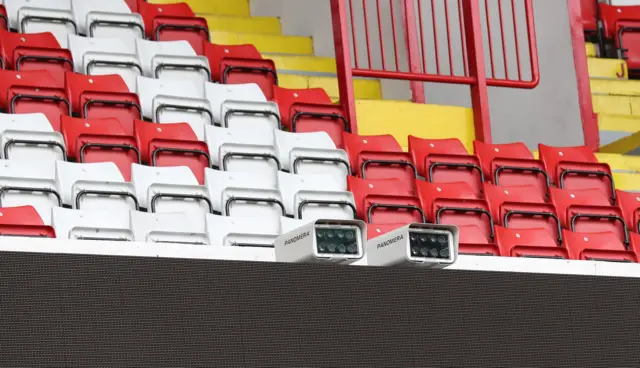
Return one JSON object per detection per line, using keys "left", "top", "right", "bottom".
{"left": 331, "top": 0, "right": 540, "bottom": 143}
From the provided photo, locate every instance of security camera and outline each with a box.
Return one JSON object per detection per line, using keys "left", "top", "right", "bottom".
{"left": 366, "top": 223, "right": 459, "bottom": 268}
{"left": 274, "top": 219, "right": 366, "bottom": 264}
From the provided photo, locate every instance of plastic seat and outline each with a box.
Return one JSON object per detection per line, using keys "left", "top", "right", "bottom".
{"left": 347, "top": 176, "right": 424, "bottom": 225}
{"left": 206, "top": 213, "right": 280, "bottom": 248}
{"left": 599, "top": 4, "right": 640, "bottom": 71}
{"left": 273, "top": 86, "right": 348, "bottom": 148}
{"left": 55, "top": 161, "right": 137, "bottom": 211}
{"left": 131, "top": 164, "right": 211, "bottom": 215}
{"left": 70, "top": 0, "right": 144, "bottom": 41}
{"left": 0, "top": 5, "right": 7, "bottom": 30}
{"left": 204, "top": 82, "right": 280, "bottom": 130}
{"left": 138, "top": 2, "right": 209, "bottom": 55}
{"left": 539, "top": 144, "right": 615, "bottom": 203}
{"left": 563, "top": 230, "right": 636, "bottom": 262}
{"left": 133, "top": 119, "right": 210, "bottom": 184}
{"left": 0, "top": 159, "right": 61, "bottom": 211}
{"left": 278, "top": 172, "right": 355, "bottom": 221}
{"left": 10, "top": 2, "right": 76, "bottom": 48}
{"left": 274, "top": 130, "right": 350, "bottom": 181}
{"left": 60, "top": 116, "right": 139, "bottom": 181}
{"left": 581, "top": 0, "right": 598, "bottom": 34}
{"left": 495, "top": 226, "right": 569, "bottom": 259}
{"left": 550, "top": 187, "right": 628, "bottom": 246}
{"left": 475, "top": 141, "right": 549, "bottom": 198}
{"left": 123, "top": 0, "right": 138, "bottom": 13}
{"left": 0, "top": 205, "right": 56, "bottom": 238}
{"left": 135, "top": 39, "right": 210, "bottom": 83}
{"left": 484, "top": 183, "right": 562, "bottom": 244}
{"left": 204, "top": 168, "right": 285, "bottom": 219}
{"left": 204, "top": 125, "right": 279, "bottom": 176}
{"left": 130, "top": 211, "right": 209, "bottom": 244}
{"left": 616, "top": 189, "right": 640, "bottom": 233}
{"left": 0, "top": 112, "right": 66, "bottom": 161}
{"left": 203, "top": 42, "right": 277, "bottom": 99}
{"left": 409, "top": 136, "right": 484, "bottom": 196}
{"left": 52, "top": 207, "right": 133, "bottom": 241}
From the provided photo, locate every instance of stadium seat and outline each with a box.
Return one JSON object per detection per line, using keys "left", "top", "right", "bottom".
{"left": 129, "top": 210, "right": 209, "bottom": 244}
{"left": 52, "top": 207, "right": 133, "bottom": 241}
{"left": 274, "top": 130, "right": 350, "bottom": 180}
{"left": 70, "top": 0, "right": 144, "bottom": 41}
{"left": 133, "top": 119, "right": 210, "bottom": 184}
{"left": 495, "top": 226, "right": 569, "bottom": 259}
{"left": 204, "top": 169, "right": 285, "bottom": 218}
{"left": 131, "top": 164, "right": 212, "bottom": 215}
{"left": 204, "top": 125, "right": 279, "bottom": 175}
{"left": 206, "top": 213, "right": 280, "bottom": 247}
{"left": 347, "top": 176, "right": 424, "bottom": 225}
{"left": 563, "top": 230, "right": 637, "bottom": 262}
{"left": 0, "top": 205, "right": 55, "bottom": 238}
{"left": 409, "top": 136, "right": 484, "bottom": 196}
{"left": 581, "top": 0, "right": 599, "bottom": 34}
{"left": 8, "top": 1, "right": 76, "bottom": 48}
{"left": 60, "top": 116, "right": 140, "bottom": 181}
{"left": 0, "top": 112, "right": 66, "bottom": 161}
{"left": 204, "top": 82, "right": 279, "bottom": 130}
{"left": 55, "top": 161, "right": 138, "bottom": 210}
{"left": 0, "top": 5, "right": 7, "bottom": 31}
{"left": 64, "top": 72, "right": 142, "bottom": 134}
{"left": 203, "top": 42, "right": 277, "bottom": 100}
{"left": 135, "top": 39, "right": 210, "bottom": 83}
{"left": 539, "top": 144, "right": 615, "bottom": 203}
{"left": 123, "top": 0, "right": 138, "bottom": 13}
{"left": 343, "top": 133, "right": 417, "bottom": 190}
{"left": 475, "top": 141, "right": 549, "bottom": 198}
{"left": 0, "top": 159, "right": 61, "bottom": 210}
{"left": 615, "top": 189, "right": 640, "bottom": 233}
{"left": 272, "top": 86, "right": 348, "bottom": 148}
{"left": 277, "top": 172, "right": 355, "bottom": 221}
{"left": 599, "top": 3, "right": 640, "bottom": 71}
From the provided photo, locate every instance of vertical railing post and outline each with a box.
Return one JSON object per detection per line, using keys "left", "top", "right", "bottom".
{"left": 331, "top": 0, "right": 358, "bottom": 134}
{"left": 403, "top": 0, "right": 426, "bottom": 104}
{"left": 461, "top": 0, "right": 492, "bottom": 143}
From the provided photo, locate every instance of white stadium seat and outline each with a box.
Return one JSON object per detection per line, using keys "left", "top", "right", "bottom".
{"left": 204, "top": 125, "right": 279, "bottom": 175}
{"left": 130, "top": 211, "right": 209, "bottom": 245}
{"left": 204, "top": 82, "right": 280, "bottom": 130}
{"left": 0, "top": 159, "right": 60, "bottom": 211}
{"left": 12, "top": 3, "right": 76, "bottom": 47}
{"left": 135, "top": 39, "right": 210, "bottom": 84}
{"left": 0, "top": 113, "right": 66, "bottom": 162}
{"left": 205, "top": 214, "right": 280, "bottom": 248}
{"left": 71, "top": 0, "right": 143, "bottom": 41}
{"left": 52, "top": 207, "right": 134, "bottom": 241}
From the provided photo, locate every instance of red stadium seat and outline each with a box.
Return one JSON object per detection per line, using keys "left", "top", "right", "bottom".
{"left": 409, "top": 136, "right": 484, "bottom": 196}
{"left": 484, "top": 183, "right": 562, "bottom": 244}
{"left": 599, "top": 4, "right": 640, "bottom": 70}
{"left": 61, "top": 116, "right": 140, "bottom": 181}
{"left": 550, "top": 187, "right": 628, "bottom": 246}
{"left": 495, "top": 226, "right": 568, "bottom": 259}
{"left": 65, "top": 72, "right": 142, "bottom": 135}
{"left": 581, "top": 0, "right": 598, "bottom": 34}
{"left": 347, "top": 176, "right": 425, "bottom": 225}
{"left": 124, "top": 0, "right": 139, "bottom": 13}
{"left": 616, "top": 190, "right": 640, "bottom": 233}
{"left": 204, "top": 42, "right": 277, "bottom": 99}
{"left": 139, "top": 2, "right": 209, "bottom": 54}
{"left": 134, "top": 119, "right": 210, "bottom": 184}
{"left": 272, "top": 86, "right": 348, "bottom": 148}
{"left": 0, "top": 5, "right": 7, "bottom": 31}
{"left": 474, "top": 141, "right": 549, "bottom": 197}
{"left": 563, "top": 230, "right": 636, "bottom": 262}
{"left": 343, "top": 133, "right": 417, "bottom": 188}
{"left": 539, "top": 144, "right": 615, "bottom": 203}
{"left": 366, "top": 223, "right": 408, "bottom": 240}
{"left": 0, "top": 206, "right": 55, "bottom": 238}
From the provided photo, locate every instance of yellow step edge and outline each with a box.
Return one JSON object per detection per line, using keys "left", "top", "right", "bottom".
{"left": 586, "top": 43, "right": 597, "bottom": 57}
{"left": 149, "top": 0, "right": 250, "bottom": 16}
{"left": 592, "top": 95, "right": 638, "bottom": 116}
{"left": 268, "top": 55, "right": 337, "bottom": 73}
{"left": 588, "top": 58, "right": 628, "bottom": 79}
{"left": 201, "top": 15, "right": 281, "bottom": 35}
{"left": 598, "top": 113, "right": 640, "bottom": 133}
{"left": 591, "top": 79, "right": 640, "bottom": 96}
{"left": 596, "top": 153, "right": 640, "bottom": 172}
{"left": 278, "top": 75, "right": 381, "bottom": 100}
{"left": 210, "top": 31, "right": 314, "bottom": 55}
{"left": 613, "top": 172, "right": 640, "bottom": 191}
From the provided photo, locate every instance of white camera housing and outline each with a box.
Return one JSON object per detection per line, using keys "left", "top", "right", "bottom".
{"left": 274, "top": 219, "right": 366, "bottom": 264}
{"left": 366, "top": 223, "right": 459, "bottom": 268}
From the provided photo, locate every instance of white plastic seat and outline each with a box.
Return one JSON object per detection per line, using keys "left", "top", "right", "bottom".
{"left": 204, "top": 125, "right": 279, "bottom": 175}
{"left": 14, "top": 5, "right": 76, "bottom": 48}
{"left": 55, "top": 161, "right": 137, "bottom": 211}
{"left": 131, "top": 164, "right": 211, "bottom": 215}
{"left": 0, "top": 113, "right": 66, "bottom": 162}
{"left": 274, "top": 130, "right": 350, "bottom": 180}
{"left": 135, "top": 39, "right": 210, "bottom": 85}
{"left": 277, "top": 172, "right": 355, "bottom": 221}
{"left": 205, "top": 168, "right": 284, "bottom": 219}
{"left": 52, "top": 207, "right": 133, "bottom": 241}
{"left": 71, "top": 0, "right": 143, "bottom": 42}
{"left": 204, "top": 82, "right": 279, "bottom": 130}
{"left": 0, "top": 159, "right": 60, "bottom": 212}
{"left": 130, "top": 211, "right": 209, "bottom": 245}
{"left": 205, "top": 213, "right": 280, "bottom": 248}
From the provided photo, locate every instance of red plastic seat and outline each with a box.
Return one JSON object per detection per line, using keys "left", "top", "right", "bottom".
{"left": 347, "top": 176, "right": 424, "bottom": 225}
{"left": 484, "top": 183, "right": 562, "bottom": 244}
{"left": 204, "top": 42, "right": 277, "bottom": 99}
{"left": 474, "top": 141, "right": 549, "bottom": 197}
{"left": 139, "top": 2, "right": 209, "bottom": 55}
{"left": 409, "top": 136, "right": 484, "bottom": 196}
{"left": 366, "top": 223, "right": 410, "bottom": 240}
{"left": 616, "top": 190, "right": 640, "bottom": 233}
{"left": 582, "top": 0, "right": 598, "bottom": 34}
{"left": 61, "top": 116, "right": 140, "bottom": 181}
{"left": 273, "top": 86, "right": 348, "bottom": 148}
{"left": 563, "top": 230, "right": 636, "bottom": 262}
{"left": 134, "top": 119, "right": 210, "bottom": 184}
{"left": 539, "top": 144, "right": 615, "bottom": 203}
{"left": 0, "top": 5, "right": 7, "bottom": 31}
{"left": 0, "top": 206, "right": 55, "bottom": 238}
{"left": 65, "top": 72, "right": 142, "bottom": 135}
{"left": 495, "top": 226, "right": 568, "bottom": 259}
{"left": 599, "top": 4, "right": 640, "bottom": 70}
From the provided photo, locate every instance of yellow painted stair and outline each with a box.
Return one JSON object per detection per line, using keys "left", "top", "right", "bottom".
{"left": 588, "top": 58, "right": 628, "bottom": 79}
{"left": 149, "top": 0, "right": 250, "bottom": 16}
{"left": 268, "top": 55, "right": 337, "bottom": 74}
{"left": 591, "top": 79, "right": 640, "bottom": 96}
{"left": 586, "top": 43, "right": 597, "bottom": 57}
{"left": 278, "top": 75, "right": 381, "bottom": 100}
{"left": 592, "top": 95, "right": 640, "bottom": 116}
{"left": 202, "top": 14, "right": 281, "bottom": 35}
{"left": 210, "top": 31, "right": 314, "bottom": 55}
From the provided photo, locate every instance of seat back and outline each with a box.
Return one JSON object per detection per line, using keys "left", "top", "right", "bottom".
{"left": 495, "top": 226, "right": 568, "bottom": 259}
{"left": 347, "top": 176, "right": 423, "bottom": 224}
{"left": 278, "top": 172, "right": 354, "bottom": 221}
{"left": 135, "top": 38, "right": 210, "bottom": 84}
{"left": 0, "top": 159, "right": 60, "bottom": 210}
{"left": 563, "top": 230, "right": 636, "bottom": 262}
{"left": 204, "top": 125, "right": 278, "bottom": 176}
{"left": 52, "top": 207, "right": 133, "bottom": 241}
{"left": 130, "top": 210, "right": 209, "bottom": 245}
{"left": 71, "top": 0, "right": 143, "bottom": 40}
{"left": 206, "top": 213, "right": 279, "bottom": 248}
{"left": 0, "top": 205, "right": 55, "bottom": 238}
{"left": 15, "top": 6, "right": 76, "bottom": 48}
{"left": 616, "top": 189, "right": 640, "bottom": 232}
{"left": 138, "top": 2, "right": 208, "bottom": 54}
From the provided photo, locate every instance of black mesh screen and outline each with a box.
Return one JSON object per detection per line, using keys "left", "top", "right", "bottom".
{"left": 1, "top": 251, "right": 640, "bottom": 367}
